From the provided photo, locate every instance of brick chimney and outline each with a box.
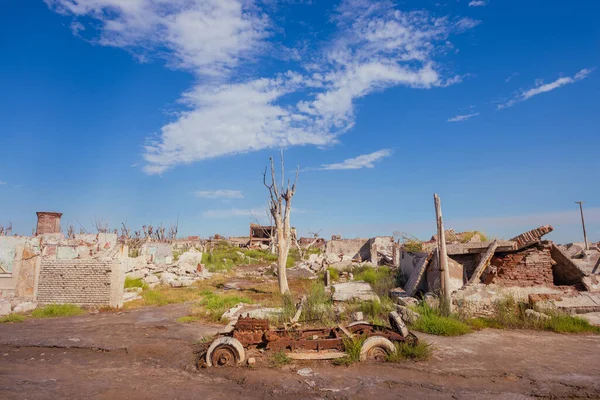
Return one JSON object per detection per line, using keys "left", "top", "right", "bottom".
{"left": 36, "top": 212, "right": 63, "bottom": 235}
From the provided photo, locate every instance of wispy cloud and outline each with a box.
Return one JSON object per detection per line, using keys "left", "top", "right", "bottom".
{"left": 447, "top": 112, "right": 480, "bottom": 122}
{"left": 0, "top": 181, "right": 6, "bottom": 185}
{"left": 46, "top": 0, "right": 479, "bottom": 175}
{"left": 195, "top": 189, "right": 243, "bottom": 199}
{"left": 505, "top": 72, "right": 518, "bottom": 83}
{"left": 202, "top": 207, "right": 264, "bottom": 219}
{"left": 498, "top": 68, "right": 594, "bottom": 109}
{"left": 468, "top": 1, "right": 487, "bottom": 7}
{"left": 318, "top": 149, "right": 392, "bottom": 170}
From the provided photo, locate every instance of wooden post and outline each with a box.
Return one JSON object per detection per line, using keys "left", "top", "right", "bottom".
{"left": 434, "top": 194, "right": 452, "bottom": 314}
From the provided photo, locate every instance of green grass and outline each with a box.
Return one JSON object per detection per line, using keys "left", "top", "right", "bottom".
{"left": 273, "top": 282, "right": 336, "bottom": 326}
{"left": 352, "top": 266, "right": 395, "bottom": 297}
{"left": 544, "top": 314, "right": 600, "bottom": 334}
{"left": 124, "top": 276, "right": 148, "bottom": 290}
{"left": 31, "top": 304, "right": 85, "bottom": 319}
{"left": 333, "top": 336, "right": 366, "bottom": 366}
{"left": 387, "top": 341, "right": 432, "bottom": 362}
{"left": 459, "top": 231, "right": 489, "bottom": 243}
{"left": 471, "top": 297, "right": 600, "bottom": 334}
{"left": 198, "top": 290, "right": 253, "bottom": 322}
{"left": 409, "top": 303, "right": 472, "bottom": 336}
{"left": 176, "top": 315, "right": 201, "bottom": 323}
{"left": 243, "top": 249, "right": 278, "bottom": 262}
{"left": 359, "top": 297, "right": 395, "bottom": 326}
{"left": 0, "top": 313, "right": 26, "bottom": 323}
{"left": 327, "top": 267, "right": 340, "bottom": 282}
{"left": 269, "top": 351, "right": 292, "bottom": 367}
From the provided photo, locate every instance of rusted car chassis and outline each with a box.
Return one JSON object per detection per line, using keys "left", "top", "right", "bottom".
{"left": 198, "top": 312, "right": 417, "bottom": 367}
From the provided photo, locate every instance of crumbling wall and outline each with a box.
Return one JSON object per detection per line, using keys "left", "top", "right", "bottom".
{"left": 0, "top": 236, "right": 41, "bottom": 300}
{"left": 37, "top": 259, "right": 124, "bottom": 307}
{"left": 325, "top": 238, "right": 370, "bottom": 261}
{"left": 487, "top": 246, "right": 554, "bottom": 287}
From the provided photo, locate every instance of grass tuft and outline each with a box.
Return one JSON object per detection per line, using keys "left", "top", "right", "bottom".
{"left": 409, "top": 303, "right": 472, "bottom": 336}
{"left": 124, "top": 276, "right": 148, "bottom": 290}
{"left": 31, "top": 304, "right": 85, "bottom": 318}
{"left": 387, "top": 341, "right": 432, "bottom": 362}
{"left": 198, "top": 290, "right": 253, "bottom": 322}
{"left": 333, "top": 336, "right": 366, "bottom": 366}
{"left": 269, "top": 351, "right": 292, "bottom": 367}
{"left": 0, "top": 313, "right": 26, "bottom": 323}
{"left": 177, "top": 315, "right": 201, "bottom": 324}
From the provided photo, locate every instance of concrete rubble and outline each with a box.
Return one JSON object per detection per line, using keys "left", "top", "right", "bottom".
{"left": 331, "top": 281, "right": 379, "bottom": 302}
{"left": 395, "top": 224, "right": 600, "bottom": 322}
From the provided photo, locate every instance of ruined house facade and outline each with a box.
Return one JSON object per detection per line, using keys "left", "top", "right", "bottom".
{"left": 0, "top": 212, "right": 127, "bottom": 314}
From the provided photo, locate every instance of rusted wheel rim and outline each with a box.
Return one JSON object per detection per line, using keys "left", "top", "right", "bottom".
{"left": 211, "top": 345, "right": 238, "bottom": 367}
{"left": 366, "top": 346, "right": 388, "bottom": 362}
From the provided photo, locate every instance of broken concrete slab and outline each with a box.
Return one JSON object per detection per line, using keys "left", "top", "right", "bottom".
{"left": 0, "top": 301, "right": 11, "bottom": 316}
{"left": 404, "top": 252, "right": 433, "bottom": 297}
{"left": 582, "top": 275, "right": 600, "bottom": 292}
{"left": 396, "top": 305, "right": 420, "bottom": 324}
{"left": 445, "top": 240, "right": 516, "bottom": 255}
{"left": 510, "top": 225, "right": 553, "bottom": 250}
{"left": 551, "top": 244, "right": 587, "bottom": 285}
{"left": 579, "top": 312, "right": 600, "bottom": 327}
{"left": 332, "top": 281, "right": 379, "bottom": 302}
{"left": 143, "top": 274, "right": 159, "bottom": 285}
{"left": 13, "top": 301, "right": 37, "bottom": 313}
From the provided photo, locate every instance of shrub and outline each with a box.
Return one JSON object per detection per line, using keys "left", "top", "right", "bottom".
{"left": 544, "top": 314, "right": 600, "bottom": 334}
{"left": 0, "top": 314, "right": 25, "bottom": 323}
{"left": 31, "top": 304, "right": 85, "bottom": 318}
{"left": 403, "top": 240, "right": 423, "bottom": 253}
{"left": 124, "top": 276, "right": 148, "bottom": 290}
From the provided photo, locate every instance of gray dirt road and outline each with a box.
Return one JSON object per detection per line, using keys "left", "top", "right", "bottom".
{"left": 1, "top": 303, "right": 599, "bottom": 399}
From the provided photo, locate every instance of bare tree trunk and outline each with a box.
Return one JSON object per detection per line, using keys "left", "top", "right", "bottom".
{"left": 264, "top": 151, "right": 298, "bottom": 294}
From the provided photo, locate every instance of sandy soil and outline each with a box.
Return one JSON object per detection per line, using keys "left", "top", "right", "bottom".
{"left": 1, "top": 303, "right": 599, "bottom": 399}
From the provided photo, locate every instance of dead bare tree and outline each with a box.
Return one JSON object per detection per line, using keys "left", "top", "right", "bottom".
{"left": 263, "top": 151, "right": 299, "bottom": 294}
{"left": 67, "top": 224, "right": 75, "bottom": 239}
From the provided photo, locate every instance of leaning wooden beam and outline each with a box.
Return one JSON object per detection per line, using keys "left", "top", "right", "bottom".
{"left": 404, "top": 251, "right": 433, "bottom": 297}
{"left": 467, "top": 240, "right": 498, "bottom": 286}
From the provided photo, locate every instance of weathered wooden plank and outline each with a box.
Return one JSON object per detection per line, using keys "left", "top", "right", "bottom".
{"left": 467, "top": 240, "right": 498, "bottom": 286}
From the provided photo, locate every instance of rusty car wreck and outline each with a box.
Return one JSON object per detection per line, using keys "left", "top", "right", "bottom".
{"left": 198, "top": 311, "right": 418, "bottom": 367}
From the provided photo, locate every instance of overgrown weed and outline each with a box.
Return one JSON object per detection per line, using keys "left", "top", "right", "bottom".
{"left": 31, "top": 304, "right": 85, "bottom": 318}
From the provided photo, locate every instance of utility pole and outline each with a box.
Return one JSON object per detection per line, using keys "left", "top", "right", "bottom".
{"left": 575, "top": 201, "right": 589, "bottom": 250}
{"left": 434, "top": 194, "right": 452, "bottom": 315}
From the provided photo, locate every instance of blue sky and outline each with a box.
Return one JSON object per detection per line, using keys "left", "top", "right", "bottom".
{"left": 1, "top": 0, "right": 599, "bottom": 243}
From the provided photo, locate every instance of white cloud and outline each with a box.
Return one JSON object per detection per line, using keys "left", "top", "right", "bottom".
{"left": 0, "top": 181, "right": 6, "bottom": 185}
{"left": 46, "top": 0, "right": 479, "bottom": 174}
{"left": 195, "top": 189, "right": 244, "bottom": 199}
{"left": 318, "top": 149, "right": 392, "bottom": 170}
{"left": 447, "top": 112, "right": 479, "bottom": 122}
{"left": 498, "top": 68, "right": 594, "bottom": 109}
{"left": 468, "top": 1, "right": 487, "bottom": 7}
{"left": 202, "top": 207, "right": 265, "bottom": 219}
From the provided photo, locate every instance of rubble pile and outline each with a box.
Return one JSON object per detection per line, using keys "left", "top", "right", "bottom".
{"left": 125, "top": 248, "right": 211, "bottom": 290}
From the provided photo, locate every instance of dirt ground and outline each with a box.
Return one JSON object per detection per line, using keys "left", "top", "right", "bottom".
{"left": 1, "top": 303, "right": 600, "bottom": 399}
